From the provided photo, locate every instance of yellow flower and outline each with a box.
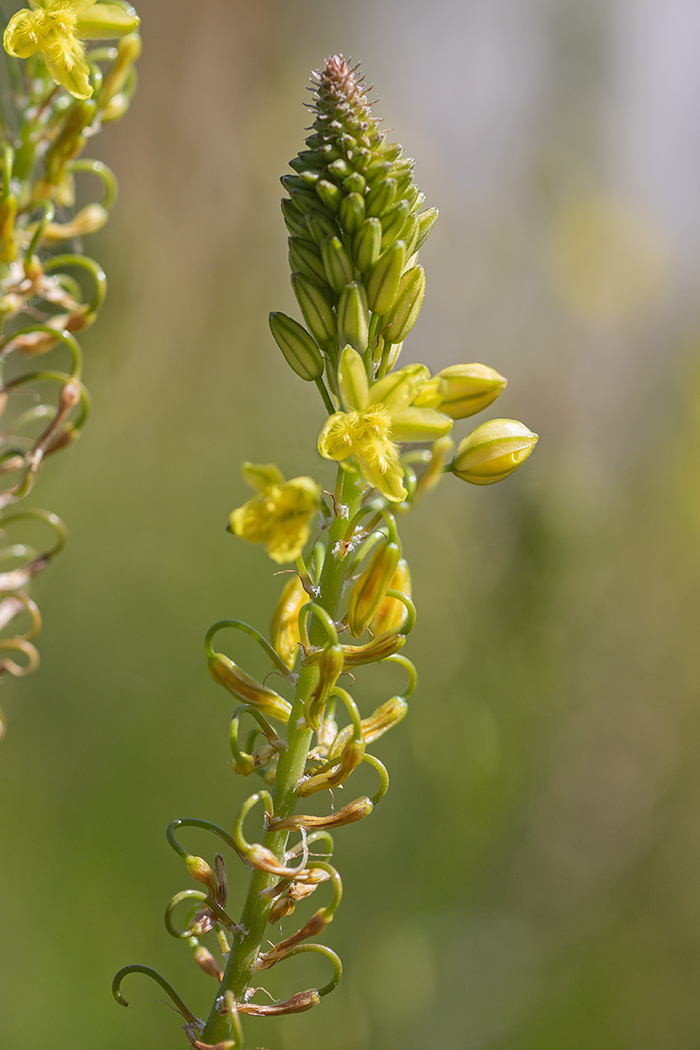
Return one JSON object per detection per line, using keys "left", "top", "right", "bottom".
{"left": 4, "top": 0, "right": 140, "bottom": 100}
{"left": 229, "top": 463, "right": 321, "bottom": 565}
{"left": 318, "top": 347, "right": 453, "bottom": 503}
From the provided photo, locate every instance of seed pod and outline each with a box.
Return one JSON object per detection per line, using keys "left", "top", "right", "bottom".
{"left": 347, "top": 537, "right": 401, "bottom": 638}
{"left": 380, "top": 200, "right": 410, "bottom": 249}
{"left": 339, "top": 191, "right": 365, "bottom": 234}
{"left": 270, "top": 573, "right": 308, "bottom": 670}
{"left": 316, "top": 178, "right": 342, "bottom": 212}
{"left": 337, "top": 281, "right": 369, "bottom": 354}
{"left": 269, "top": 312, "right": 324, "bottom": 381}
{"left": 366, "top": 177, "right": 397, "bottom": 217}
{"left": 321, "top": 235, "right": 354, "bottom": 294}
{"left": 433, "top": 363, "right": 507, "bottom": 419}
{"left": 452, "top": 419, "right": 538, "bottom": 485}
{"left": 304, "top": 643, "right": 344, "bottom": 730}
{"left": 370, "top": 559, "right": 412, "bottom": 635}
{"left": 384, "top": 265, "right": 425, "bottom": 344}
{"left": 288, "top": 236, "right": 327, "bottom": 287}
{"left": 352, "top": 217, "right": 382, "bottom": 273}
{"left": 414, "top": 207, "right": 439, "bottom": 252}
{"left": 208, "top": 653, "right": 292, "bottom": 723}
{"left": 291, "top": 272, "right": 337, "bottom": 344}
{"left": 367, "top": 240, "right": 406, "bottom": 315}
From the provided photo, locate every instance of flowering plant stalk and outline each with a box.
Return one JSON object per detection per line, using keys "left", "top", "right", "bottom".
{"left": 0, "top": 0, "right": 140, "bottom": 734}
{"left": 114, "top": 56, "right": 537, "bottom": 1049}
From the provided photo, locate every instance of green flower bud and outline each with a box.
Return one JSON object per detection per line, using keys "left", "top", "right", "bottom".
{"left": 305, "top": 210, "right": 338, "bottom": 247}
{"left": 269, "top": 312, "right": 324, "bottom": 381}
{"left": 321, "top": 235, "right": 354, "bottom": 294}
{"left": 316, "top": 178, "right": 342, "bottom": 212}
{"left": 288, "top": 237, "right": 327, "bottom": 287}
{"left": 414, "top": 207, "right": 439, "bottom": 252}
{"left": 384, "top": 265, "right": 426, "bottom": 343}
{"left": 367, "top": 240, "right": 406, "bottom": 315}
{"left": 366, "top": 177, "right": 397, "bottom": 217}
{"left": 432, "top": 363, "right": 507, "bottom": 419}
{"left": 339, "top": 192, "right": 365, "bottom": 234}
{"left": 347, "top": 537, "right": 401, "bottom": 638}
{"left": 291, "top": 272, "right": 337, "bottom": 344}
{"left": 343, "top": 172, "right": 366, "bottom": 195}
{"left": 300, "top": 170, "right": 321, "bottom": 186}
{"left": 452, "top": 419, "right": 538, "bottom": 485}
{"left": 401, "top": 212, "right": 420, "bottom": 256}
{"left": 352, "top": 217, "right": 382, "bottom": 273}
{"left": 381, "top": 200, "right": 410, "bottom": 249}
{"left": 281, "top": 198, "right": 308, "bottom": 238}
{"left": 327, "top": 157, "right": 350, "bottom": 178}
{"left": 365, "top": 161, "right": 391, "bottom": 187}
{"left": 337, "top": 282, "right": 369, "bottom": 354}
{"left": 290, "top": 187, "right": 332, "bottom": 218}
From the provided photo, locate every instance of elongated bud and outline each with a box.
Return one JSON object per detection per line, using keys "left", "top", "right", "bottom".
{"left": 304, "top": 643, "right": 344, "bottom": 730}
{"left": 341, "top": 630, "right": 406, "bottom": 666}
{"left": 267, "top": 796, "right": 374, "bottom": 832}
{"left": 291, "top": 272, "right": 337, "bottom": 344}
{"left": 290, "top": 187, "right": 331, "bottom": 217}
{"left": 370, "top": 559, "right": 411, "bottom": 635}
{"left": 321, "top": 235, "right": 354, "bottom": 294}
{"left": 367, "top": 240, "right": 406, "bottom": 315}
{"left": 269, "top": 311, "right": 324, "bottom": 381}
{"left": 271, "top": 574, "right": 308, "bottom": 670}
{"left": 39, "top": 203, "right": 108, "bottom": 244}
{"left": 339, "top": 191, "right": 365, "bottom": 234}
{"left": 97, "top": 31, "right": 142, "bottom": 106}
{"left": 281, "top": 198, "right": 308, "bottom": 237}
{"left": 384, "top": 265, "right": 425, "bottom": 343}
{"left": 316, "top": 178, "right": 342, "bottom": 212}
{"left": 337, "top": 281, "right": 369, "bottom": 354}
{"left": 433, "top": 363, "right": 507, "bottom": 419}
{"left": 347, "top": 537, "right": 401, "bottom": 638}
{"left": 298, "top": 736, "right": 366, "bottom": 796}
{"left": 452, "top": 419, "right": 538, "bottom": 485}
{"left": 414, "top": 207, "right": 439, "bottom": 252}
{"left": 0, "top": 195, "right": 18, "bottom": 262}
{"left": 208, "top": 653, "right": 292, "bottom": 723}
{"left": 381, "top": 200, "right": 410, "bottom": 249}
{"left": 192, "top": 945, "right": 223, "bottom": 982}
{"left": 366, "top": 177, "right": 397, "bottom": 217}
{"left": 288, "top": 237, "right": 327, "bottom": 287}
{"left": 401, "top": 212, "right": 420, "bottom": 256}
{"left": 186, "top": 855, "right": 219, "bottom": 899}
{"left": 305, "top": 211, "right": 338, "bottom": 247}
{"left": 330, "top": 695, "right": 408, "bottom": 759}
{"left": 352, "top": 217, "right": 382, "bottom": 273}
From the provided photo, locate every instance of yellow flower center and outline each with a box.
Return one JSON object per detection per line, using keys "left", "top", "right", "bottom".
{"left": 330, "top": 405, "right": 395, "bottom": 474}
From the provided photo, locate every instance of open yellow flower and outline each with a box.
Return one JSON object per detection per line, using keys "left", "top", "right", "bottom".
{"left": 4, "top": 0, "right": 140, "bottom": 100}
{"left": 229, "top": 463, "right": 321, "bottom": 565}
{"left": 318, "top": 347, "right": 453, "bottom": 502}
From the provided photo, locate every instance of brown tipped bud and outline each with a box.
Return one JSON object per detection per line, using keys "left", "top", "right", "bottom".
{"left": 193, "top": 945, "right": 223, "bottom": 982}
{"left": 267, "top": 796, "right": 373, "bottom": 832}
{"left": 304, "top": 643, "right": 344, "bottom": 730}
{"left": 186, "top": 855, "right": 219, "bottom": 899}
{"left": 341, "top": 630, "right": 406, "bottom": 666}
{"left": 370, "top": 559, "right": 411, "bottom": 635}
{"left": 238, "top": 990, "right": 321, "bottom": 1016}
{"left": 297, "top": 736, "right": 365, "bottom": 797}
{"left": 208, "top": 653, "right": 292, "bottom": 723}
{"left": 347, "top": 538, "right": 401, "bottom": 638}
{"left": 269, "top": 895, "right": 296, "bottom": 923}
{"left": 246, "top": 844, "right": 301, "bottom": 877}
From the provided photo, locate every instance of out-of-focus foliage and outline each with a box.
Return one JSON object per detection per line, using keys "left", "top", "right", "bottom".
{"left": 1, "top": 0, "right": 700, "bottom": 1048}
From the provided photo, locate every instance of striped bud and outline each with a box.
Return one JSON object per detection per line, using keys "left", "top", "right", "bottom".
{"left": 304, "top": 643, "right": 344, "bottom": 730}
{"left": 316, "top": 178, "right": 342, "bottom": 212}
{"left": 347, "top": 537, "right": 401, "bottom": 638}
{"left": 291, "top": 272, "right": 337, "bottom": 344}
{"left": 352, "top": 217, "right": 382, "bottom": 273}
{"left": 452, "top": 419, "right": 538, "bottom": 485}
{"left": 269, "top": 312, "right": 324, "bottom": 381}
{"left": 329, "top": 695, "right": 408, "bottom": 760}
{"left": 381, "top": 200, "right": 410, "bottom": 249}
{"left": 305, "top": 211, "right": 338, "bottom": 247}
{"left": 414, "top": 207, "right": 439, "bottom": 252}
{"left": 281, "top": 198, "right": 308, "bottom": 238}
{"left": 401, "top": 212, "right": 420, "bottom": 256}
{"left": 337, "top": 282, "right": 369, "bottom": 354}
{"left": 384, "top": 265, "right": 425, "bottom": 344}
{"left": 367, "top": 241, "right": 406, "bottom": 315}
{"left": 433, "top": 363, "right": 507, "bottom": 419}
{"left": 271, "top": 574, "right": 308, "bottom": 670}
{"left": 339, "top": 192, "right": 365, "bottom": 234}
{"left": 208, "top": 653, "right": 292, "bottom": 723}
{"left": 321, "top": 235, "right": 354, "bottom": 294}
{"left": 366, "top": 177, "right": 397, "bottom": 217}
{"left": 288, "top": 237, "right": 327, "bottom": 287}
{"left": 343, "top": 172, "right": 366, "bottom": 195}
{"left": 365, "top": 161, "right": 391, "bottom": 187}
{"left": 370, "top": 559, "right": 411, "bottom": 635}
{"left": 341, "top": 630, "right": 406, "bottom": 666}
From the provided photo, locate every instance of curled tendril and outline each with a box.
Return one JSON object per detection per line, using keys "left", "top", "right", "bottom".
{"left": 229, "top": 704, "right": 286, "bottom": 777}
{"left": 205, "top": 619, "right": 292, "bottom": 679}
{"left": 165, "top": 889, "right": 240, "bottom": 940}
{"left": 298, "top": 602, "right": 339, "bottom": 651}
{"left": 243, "top": 943, "right": 343, "bottom": 1011}
{"left": 166, "top": 817, "right": 243, "bottom": 863}
{"left": 112, "top": 965, "right": 199, "bottom": 1025}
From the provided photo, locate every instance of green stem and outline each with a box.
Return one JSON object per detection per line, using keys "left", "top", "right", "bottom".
{"left": 201, "top": 466, "right": 365, "bottom": 1045}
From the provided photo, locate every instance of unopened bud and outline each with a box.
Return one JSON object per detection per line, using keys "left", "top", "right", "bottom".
{"left": 208, "top": 653, "right": 292, "bottom": 723}
{"left": 193, "top": 945, "right": 223, "bottom": 982}
{"left": 304, "top": 643, "right": 344, "bottom": 730}
{"left": 330, "top": 695, "right": 408, "bottom": 759}
{"left": 339, "top": 191, "right": 365, "bottom": 234}
{"left": 304, "top": 211, "right": 338, "bottom": 247}
{"left": 381, "top": 200, "right": 410, "bottom": 249}
{"left": 97, "top": 31, "right": 142, "bottom": 106}
{"left": 367, "top": 241, "right": 405, "bottom": 315}
{"left": 269, "top": 311, "right": 324, "bottom": 381}
{"left": 269, "top": 895, "right": 296, "bottom": 923}
{"left": 315, "top": 179, "right": 342, "bottom": 212}
{"left": 343, "top": 172, "right": 366, "bottom": 194}
{"left": 186, "top": 855, "right": 219, "bottom": 898}
{"left": 347, "top": 537, "right": 401, "bottom": 638}
{"left": 337, "top": 281, "right": 369, "bottom": 354}
{"left": 370, "top": 559, "right": 411, "bottom": 635}
{"left": 0, "top": 196, "right": 18, "bottom": 263}
{"left": 452, "top": 419, "right": 538, "bottom": 485}
{"left": 401, "top": 212, "right": 420, "bottom": 256}
{"left": 414, "top": 207, "right": 439, "bottom": 252}
{"left": 433, "top": 363, "right": 507, "bottom": 419}
{"left": 270, "top": 573, "right": 308, "bottom": 670}
{"left": 321, "top": 236, "right": 354, "bottom": 294}
{"left": 352, "top": 217, "right": 382, "bottom": 273}
{"left": 45, "top": 423, "right": 79, "bottom": 455}
{"left": 281, "top": 198, "right": 307, "bottom": 237}
{"left": 341, "top": 630, "right": 406, "bottom": 666}
{"left": 298, "top": 736, "right": 365, "bottom": 796}
{"left": 288, "top": 237, "right": 327, "bottom": 287}
{"left": 100, "top": 91, "right": 130, "bottom": 124}
{"left": 384, "top": 265, "right": 426, "bottom": 344}
{"left": 414, "top": 435, "right": 455, "bottom": 497}
{"left": 291, "top": 272, "right": 337, "bottom": 344}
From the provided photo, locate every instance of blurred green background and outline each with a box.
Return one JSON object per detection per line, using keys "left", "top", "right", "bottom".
{"left": 2, "top": 0, "right": 700, "bottom": 1046}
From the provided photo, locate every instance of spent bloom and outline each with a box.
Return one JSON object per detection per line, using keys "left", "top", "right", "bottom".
{"left": 4, "top": 0, "right": 140, "bottom": 100}
{"left": 229, "top": 462, "right": 321, "bottom": 564}
{"left": 318, "top": 347, "right": 452, "bottom": 502}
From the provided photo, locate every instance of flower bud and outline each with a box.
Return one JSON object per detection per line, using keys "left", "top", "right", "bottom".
{"left": 208, "top": 652, "right": 292, "bottom": 723}
{"left": 315, "top": 178, "right": 342, "bottom": 212}
{"left": 367, "top": 240, "right": 406, "bottom": 315}
{"left": 337, "top": 281, "right": 369, "bottom": 354}
{"left": 384, "top": 265, "right": 425, "bottom": 344}
{"left": 290, "top": 187, "right": 331, "bottom": 217}
{"left": 288, "top": 237, "right": 327, "bottom": 287}
{"left": 192, "top": 945, "right": 223, "bottom": 982}
{"left": 321, "top": 235, "right": 354, "bottom": 294}
{"left": 269, "top": 312, "right": 324, "bottom": 381}
{"left": 341, "top": 630, "right": 406, "bottom": 666}
{"left": 452, "top": 419, "right": 538, "bottom": 485}
{"left": 291, "top": 272, "right": 337, "bottom": 344}
{"left": 329, "top": 695, "right": 408, "bottom": 759}
{"left": 381, "top": 200, "right": 410, "bottom": 249}
{"left": 186, "top": 855, "right": 219, "bottom": 898}
{"left": 269, "top": 895, "right": 296, "bottom": 924}
{"left": 370, "top": 559, "right": 411, "bottom": 635}
{"left": 268, "top": 796, "right": 373, "bottom": 832}
{"left": 0, "top": 195, "right": 18, "bottom": 263}
{"left": 271, "top": 574, "right": 308, "bottom": 670}
{"left": 347, "top": 537, "right": 401, "bottom": 638}
{"left": 352, "top": 217, "right": 382, "bottom": 273}
{"left": 401, "top": 212, "right": 420, "bottom": 256}
{"left": 414, "top": 207, "right": 439, "bottom": 252}
{"left": 366, "top": 177, "right": 397, "bottom": 217}
{"left": 298, "top": 736, "right": 365, "bottom": 796}
{"left": 339, "top": 191, "right": 365, "bottom": 234}
{"left": 343, "top": 172, "right": 366, "bottom": 195}
{"left": 432, "top": 363, "right": 507, "bottom": 419}
{"left": 281, "top": 197, "right": 307, "bottom": 237}
{"left": 304, "top": 643, "right": 344, "bottom": 730}
{"left": 304, "top": 210, "right": 338, "bottom": 247}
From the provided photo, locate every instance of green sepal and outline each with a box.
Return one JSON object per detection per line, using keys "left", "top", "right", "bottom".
{"left": 269, "top": 312, "right": 324, "bottom": 381}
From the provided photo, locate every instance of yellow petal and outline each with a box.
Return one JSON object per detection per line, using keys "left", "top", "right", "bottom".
{"left": 337, "top": 346, "right": 369, "bottom": 412}
{"left": 44, "top": 38, "right": 93, "bottom": 98}
{"left": 318, "top": 412, "right": 356, "bottom": 462}
{"left": 76, "top": 3, "right": 140, "bottom": 40}
{"left": 390, "top": 407, "right": 453, "bottom": 443}
{"left": 4, "top": 10, "right": 42, "bottom": 58}
{"left": 367, "top": 363, "right": 430, "bottom": 414}
{"left": 242, "top": 462, "right": 285, "bottom": 492}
